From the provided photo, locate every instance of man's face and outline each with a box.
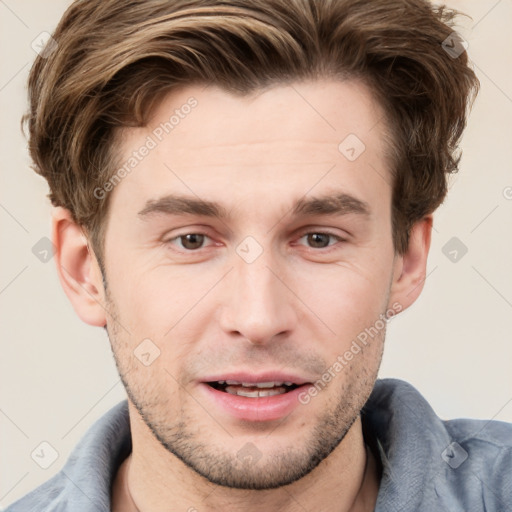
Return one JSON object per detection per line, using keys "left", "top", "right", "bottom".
{"left": 102, "top": 79, "right": 398, "bottom": 489}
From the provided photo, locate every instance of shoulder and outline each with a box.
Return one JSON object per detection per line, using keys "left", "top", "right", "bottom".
{"left": 4, "top": 473, "right": 69, "bottom": 512}
{"left": 365, "top": 379, "right": 512, "bottom": 511}
{"left": 4, "top": 400, "right": 131, "bottom": 512}
{"left": 440, "top": 415, "right": 512, "bottom": 509}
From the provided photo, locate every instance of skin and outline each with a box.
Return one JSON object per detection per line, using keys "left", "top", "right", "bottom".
{"left": 53, "top": 79, "right": 432, "bottom": 512}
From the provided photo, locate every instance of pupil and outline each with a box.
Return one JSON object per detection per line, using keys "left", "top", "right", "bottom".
{"left": 182, "top": 234, "right": 204, "bottom": 250}
{"left": 308, "top": 233, "right": 329, "bottom": 248}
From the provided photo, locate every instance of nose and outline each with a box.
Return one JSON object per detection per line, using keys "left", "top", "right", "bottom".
{"left": 218, "top": 249, "right": 298, "bottom": 346}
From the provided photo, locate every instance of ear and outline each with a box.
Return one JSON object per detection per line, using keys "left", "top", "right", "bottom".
{"left": 52, "top": 207, "right": 107, "bottom": 327}
{"left": 388, "top": 215, "right": 432, "bottom": 312}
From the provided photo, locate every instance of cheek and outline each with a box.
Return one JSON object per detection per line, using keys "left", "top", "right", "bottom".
{"left": 291, "top": 258, "right": 392, "bottom": 331}
{"left": 108, "top": 263, "right": 220, "bottom": 345}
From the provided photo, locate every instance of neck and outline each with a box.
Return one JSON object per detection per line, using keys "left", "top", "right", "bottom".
{"left": 111, "top": 402, "right": 380, "bottom": 512}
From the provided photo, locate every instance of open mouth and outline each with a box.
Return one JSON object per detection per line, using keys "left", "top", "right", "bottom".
{"left": 206, "top": 380, "right": 300, "bottom": 398}
{"left": 201, "top": 377, "right": 312, "bottom": 421}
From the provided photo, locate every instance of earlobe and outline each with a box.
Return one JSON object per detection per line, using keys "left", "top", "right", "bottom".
{"left": 388, "top": 216, "right": 433, "bottom": 312}
{"left": 52, "top": 207, "right": 107, "bottom": 327}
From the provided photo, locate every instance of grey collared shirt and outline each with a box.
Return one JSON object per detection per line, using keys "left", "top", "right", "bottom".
{"left": 6, "top": 379, "right": 512, "bottom": 511}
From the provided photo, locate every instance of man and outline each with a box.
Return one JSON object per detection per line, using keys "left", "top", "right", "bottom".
{"left": 7, "top": 0, "right": 511, "bottom": 510}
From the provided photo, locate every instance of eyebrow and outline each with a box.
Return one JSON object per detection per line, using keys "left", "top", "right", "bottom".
{"left": 137, "top": 192, "right": 370, "bottom": 220}
{"left": 292, "top": 193, "right": 370, "bottom": 217}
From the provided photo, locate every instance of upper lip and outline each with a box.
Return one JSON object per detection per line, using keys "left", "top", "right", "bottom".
{"left": 201, "top": 371, "right": 312, "bottom": 386}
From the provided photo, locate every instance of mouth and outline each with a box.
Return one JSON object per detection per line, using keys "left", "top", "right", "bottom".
{"left": 199, "top": 375, "right": 313, "bottom": 422}
{"left": 206, "top": 380, "right": 300, "bottom": 398}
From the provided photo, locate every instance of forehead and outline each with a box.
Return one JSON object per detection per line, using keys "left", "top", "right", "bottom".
{"left": 144, "top": 79, "right": 389, "bottom": 160}
{"left": 109, "top": 79, "right": 392, "bottom": 222}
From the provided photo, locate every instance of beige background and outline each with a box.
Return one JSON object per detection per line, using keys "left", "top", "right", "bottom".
{"left": 1, "top": 0, "right": 511, "bottom": 508}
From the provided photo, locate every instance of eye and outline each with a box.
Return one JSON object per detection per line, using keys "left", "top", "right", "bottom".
{"left": 297, "top": 232, "right": 344, "bottom": 249}
{"left": 168, "top": 233, "right": 213, "bottom": 251}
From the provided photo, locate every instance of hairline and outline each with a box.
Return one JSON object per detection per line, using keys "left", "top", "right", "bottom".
{"left": 87, "top": 75, "right": 401, "bottom": 268}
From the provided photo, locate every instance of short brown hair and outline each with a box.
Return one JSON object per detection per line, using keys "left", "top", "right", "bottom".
{"left": 25, "top": 0, "right": 479, "bottom": 262}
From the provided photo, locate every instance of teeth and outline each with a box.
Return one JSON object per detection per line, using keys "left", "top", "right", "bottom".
{"left": 225, "top": 387, "right": 286, "bottom": 397}
{"left": 255, "top": 381, "right": 282, "bottom": 388}
{"left": 234, "top": 389, "right": 260, "bottom": 397}
{"left": 221, "top": 380, "right": 287, "bottom": 388}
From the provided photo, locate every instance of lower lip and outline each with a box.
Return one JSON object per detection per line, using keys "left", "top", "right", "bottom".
{"left": 198, "top": 383, "right": 309, "bottom": 422}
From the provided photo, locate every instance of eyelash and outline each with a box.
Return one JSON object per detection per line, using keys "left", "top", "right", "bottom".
{"left": 165, "top": 231, "right": 346, "bottom": 252}
{"left": 296, "top": 231, "right": 347, "bottom": 250}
